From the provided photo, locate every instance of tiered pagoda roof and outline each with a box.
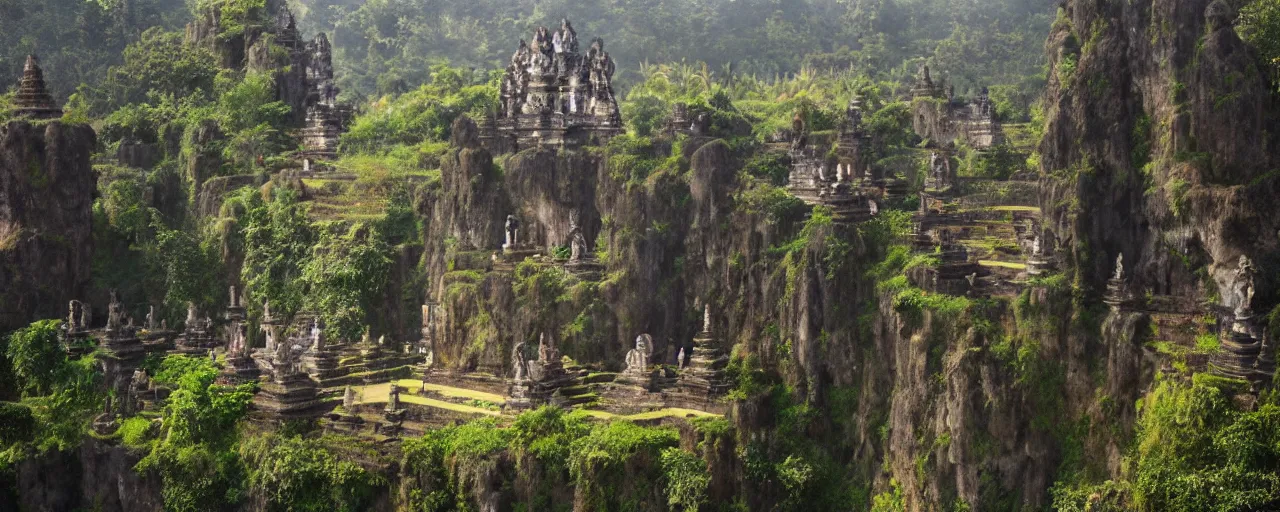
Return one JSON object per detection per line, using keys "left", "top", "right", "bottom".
{"left": 11, "top": 55, "right": 62, "bottom": 120}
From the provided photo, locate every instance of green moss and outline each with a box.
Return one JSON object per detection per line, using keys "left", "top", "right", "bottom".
{"left": 118, "top": 416, "right": 156, "bottom": 448}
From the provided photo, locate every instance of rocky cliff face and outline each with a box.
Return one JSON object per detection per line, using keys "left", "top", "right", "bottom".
{"left": 1040, "top": 0, "right": 1280, "bottom": 300}
{"left": 13, "top": 439, "right": 162, "bottom": 512}
{"left": 0, "top": 121, "right": 96, "bottom": 333}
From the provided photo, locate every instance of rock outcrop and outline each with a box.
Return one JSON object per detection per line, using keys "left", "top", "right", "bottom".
{"left": 0, "top": 120, "right": 96, "bottom": 332}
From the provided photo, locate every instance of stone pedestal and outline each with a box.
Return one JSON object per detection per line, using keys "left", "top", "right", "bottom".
{"left": 301, "top": 348, "right": 340, "bottom": 381}
{"left": 253, "top": 370, "right": 325, "bottom": 420}
{"left": 677, "top": 334, "right": 730, "bottom": 398}
{"left": 1103, "top": 278, "right": 1132, "bottom": 311}
{"left": 507, "top": 358, "right": 577, "bottom": 411}
{"left": 175, "top": 326, "right": 219, "bottom": 355}
{"left": 1026, "top": 255, "right": 1054, "bottom": 276}
{"left": 1211, "top": 314, "right": 1271, "bottom": 385}
{"left": 219, "top": 355, "right": 261, "bottom": 385}
{"left": 101, "top": 328, "right": 146, "bottom": 418}
{"left": 564, "top": 258, "right": 605, "bottom": 280}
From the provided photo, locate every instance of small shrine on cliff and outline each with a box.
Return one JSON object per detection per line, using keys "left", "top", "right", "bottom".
{"left": 1211, "top": 256, "right": 1276, "bottom": 386}
{"left": 11, "top": 55, "right": 63, "bottom": 120}
{"left": 785, "top": 102, "right": 880, "bottom": 224}
{"left": 299, "top": 32, "right": 354, "bottom": 157}
{"left": 489, "top": 19, "right": 623, "bottom": 152}
{"left": 909, "top": 65, "right": 1003, "bottom": 149}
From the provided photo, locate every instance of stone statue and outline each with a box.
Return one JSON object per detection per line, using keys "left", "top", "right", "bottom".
{"left": 512, "top": 341, "right": 529, "bottom": 381}
{"left": 387, "top": 385, "right": 401, "bottom": 412}
{"left": 703, "top": 304, "right": 712, "bottom": 334}
{"left": 377, "top": 335, "right": 386, "bottom": 346}
{"left": 311, "top": 319, "right": 323, "bottom": 351}
{"left": 625, "top": 334, "right": 653, "bottom": 375}
{"left": 274, "top": 332, "right": 291, "bottom": 367}
{"left": 263, "top": 300, "right": 273, "bottom": 322}
{"left": 262, "top": 323, "right": 278, "bottom": 352}
{"left": 568, "top": 210, "right": 588, "bottom": 262}
{"left": 146, "top": 305, "right": 155, "bottom": 330}
{"left": 107, "top": 290, "right": 123, "bottom": 331}
{"left": 1113, "top": 253, "right": 1125, "bottom": 281}
{"left": 538, "top": 332, "right": 558, "bottom": 362}
{"left": 691, "top": 112, "right": 711, "bottom": 135}
{"left": 186, "top": 302, "right": 198, "bottom": 329}
{"left": 677, "top": 346, "right": 687, "bottom": 370}
{"left": 1233, "top": 255, "right": 1257, "bottom": 316}
{"left": 929, "top": 152, "right": 948, "bottom": 187}
{"left": 131, "top": 368, "right": 149, "bottom": 391}
{"left": 505, "top": 215, "right": 520, "bottom": 248}
{"left": 1032, "top": 236, "right": 1043, "bottom": 257}
{"left": 791, "top": 112, "right": 807, "bottom": 151}
{"left": 560, "top": 18, "right": 578, "bottom": 53}
{"left": 343, "top": 385, "right": 356, "bottom": 409}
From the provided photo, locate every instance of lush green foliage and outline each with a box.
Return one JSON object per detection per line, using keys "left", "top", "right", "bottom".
{"left": 660, "top": 447, "right": 711, "bottom": 512}
{"left": 0, "top": 0, "right": 189, "bottom": 100}
{"left": 301, "top": 222, "right": 394, "bottom": 341}
{"left": 241, "top": 434, "right": 387, "bottom": 512}
{"left": 237, "top": 187, "right": 315, "bottom": 318}
{"left": 73, "top": 27, "right": 219, "bottom": 116}
{"left": 5, "top": 320, "right": 66, "bottom": 397}
{"left": 135, "top": 355, "right": 255, "bottom": 511}
{"left": 340, "top": 64, "right": 498, "bottom": 153}
{"left": 1053, "top": 376, "right": 1280, "bottom": 511}
{"left": 298, "top": 0, "right": 1050, "bottom": 100}
{"left": 1240, "top": 0, "right": 1280, "bottom": 87}
{"left": 0, "top": 320, "right": 103, "bottom": 466}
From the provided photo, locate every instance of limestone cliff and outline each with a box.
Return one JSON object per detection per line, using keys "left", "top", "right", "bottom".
{"left": 0, "top": 121, "right": 96, "bottom": 333}
{"left": 1040, "top": 0, "right": 1280, "bottom": 299}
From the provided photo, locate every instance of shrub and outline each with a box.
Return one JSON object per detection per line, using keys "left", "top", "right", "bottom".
{"left": 660, "top": 447, "right": 710, "bottom": 512}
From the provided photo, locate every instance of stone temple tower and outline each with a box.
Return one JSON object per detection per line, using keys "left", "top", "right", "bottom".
{"left": 11, "top": 55, "right": 62, "bottom": 120}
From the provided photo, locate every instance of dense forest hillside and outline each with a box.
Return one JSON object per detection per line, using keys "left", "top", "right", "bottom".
{"left": 1, "top": 0, "right": 1279, "bottom": 510}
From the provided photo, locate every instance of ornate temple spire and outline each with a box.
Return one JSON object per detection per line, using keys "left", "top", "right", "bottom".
{"left": 12, "top": 54, "right": 62, "bottom": 120}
